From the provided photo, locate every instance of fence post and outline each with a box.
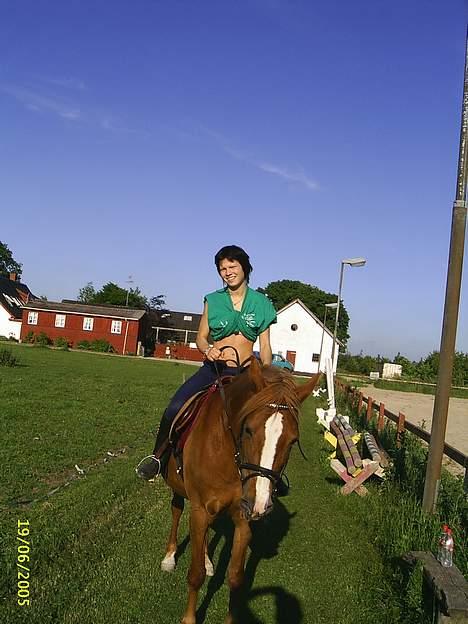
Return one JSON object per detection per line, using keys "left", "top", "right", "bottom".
{"left": 397, "top": 412, "right": 405, "bottom": 448}
{"left": 378, "top": 402, "right": 385, "bottom": 433}
{"left": 366, "top": 397, "right": 373, "bottom": 423}
{"left": 358, "top": 392, "right": 363, "bottom": 414}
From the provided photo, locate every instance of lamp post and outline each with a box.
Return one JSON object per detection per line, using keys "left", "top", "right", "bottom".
{"left": 125, "top": 275, "right": 133, "bottom": 307}
{"left": 331, "top": 257, "right": 366, "bottom": 372}
{"left": 318, "top": 302, "right": 338, "bottom": 372}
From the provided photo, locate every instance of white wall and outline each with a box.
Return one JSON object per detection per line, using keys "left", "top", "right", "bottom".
{"left": 254, "top": 302, "right": 337, "bottom": 374}
{"left": 0, "top": 306, "right": 21, "bottom": 340}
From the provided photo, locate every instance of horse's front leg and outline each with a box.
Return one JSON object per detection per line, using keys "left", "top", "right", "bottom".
{"left": 181, "top": 506, "right": 210, "bottom": 624}
{"left": 225, "top": 515, "right": 252, "bottom": 624}
{"left": 161, "top": 492, "right": 185, "bottom": 572}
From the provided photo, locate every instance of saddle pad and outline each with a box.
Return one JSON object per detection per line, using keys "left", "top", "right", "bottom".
{"left": 169, "top": 376, "right": 235, "bottom": 452}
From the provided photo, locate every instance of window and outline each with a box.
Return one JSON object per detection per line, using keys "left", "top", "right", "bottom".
{"left": 111, "top": 320, "right": 122, "bottom": 334}
{"left": 312, "top": 353, "right": 320, "bottom": 362}
{"left": 27, "top": 311, "right": 38, "bottom": 325}
{"left": 55, "top": 314, "right": 66, "bottom": 328}
{"left": 83, "top": 317, "right": 94, "bottom": 331}
{"left": 183, "top": 315, "right": 192, "bottom": 321}
{"left": 291, "top": 324, "right": 298, "bottom": 331}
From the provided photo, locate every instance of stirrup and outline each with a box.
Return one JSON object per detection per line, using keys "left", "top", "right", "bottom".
{"left": 135, "top": 455, "right": 162, "bottom": 481}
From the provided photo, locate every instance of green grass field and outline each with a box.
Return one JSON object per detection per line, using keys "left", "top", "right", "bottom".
{"left": 1, "top": 345, "right": 409, "bottom": 623}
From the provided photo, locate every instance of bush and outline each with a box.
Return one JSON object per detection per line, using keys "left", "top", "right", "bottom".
{"left": 22, "top": 331, "right": 35, "bottom": 344}
{"left": 89, "top": 339, "right": 115, "bottom": 353}
{"left": 0, "top": 348, "right": 20, "bottom": 367}
{"left": 53, "top": 337, "right": 70, "bottom": 350}
{"left": 75, "top": 339, "right": 115, "bottom": 353}
{"left": 34, "top": 332, "right": 51, "bottom": 347}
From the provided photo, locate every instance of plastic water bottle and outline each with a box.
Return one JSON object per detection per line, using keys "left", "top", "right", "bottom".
{"left": 437, "top": 524, "right": 454, "bottom": 567}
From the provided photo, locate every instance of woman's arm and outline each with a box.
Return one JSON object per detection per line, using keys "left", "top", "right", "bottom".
{"left": 258, "top": 327, "right": 272, "bottom": 366}
{"left": 196, "top": 302, "right": 221, "bottom": 361}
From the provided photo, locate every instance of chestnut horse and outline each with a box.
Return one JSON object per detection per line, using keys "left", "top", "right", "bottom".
{"left": 161, "top": 356, "right": 320, "bottom": 624}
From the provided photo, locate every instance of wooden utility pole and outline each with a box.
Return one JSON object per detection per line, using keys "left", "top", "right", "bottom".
{"left": 422, "top": 30, "right": 468, "bottom": 513}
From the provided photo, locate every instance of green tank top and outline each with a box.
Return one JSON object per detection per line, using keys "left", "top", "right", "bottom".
{"left": 204, "top": 287, "right": 277, "bottom": 342}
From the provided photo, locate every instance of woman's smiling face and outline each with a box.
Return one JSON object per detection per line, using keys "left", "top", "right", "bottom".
{"left": 218, "top": 258, "right": 246, "bottom": 289}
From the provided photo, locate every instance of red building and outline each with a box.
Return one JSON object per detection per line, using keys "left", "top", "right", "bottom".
{"left": 20, "top": 301, "right": 147, "bottom": 355}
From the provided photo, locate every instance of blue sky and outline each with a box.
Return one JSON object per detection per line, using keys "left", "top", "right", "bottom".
{"left": 1, "top": 0, "right": 467, "bottom": 361}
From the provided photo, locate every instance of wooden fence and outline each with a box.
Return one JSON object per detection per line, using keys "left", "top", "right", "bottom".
{"left": 335, "top": 379, "right": 468, "bottom": 491}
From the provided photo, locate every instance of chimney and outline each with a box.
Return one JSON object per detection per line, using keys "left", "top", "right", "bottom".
{"left": 9, "top": 272, "right": 17, "bottom": 282}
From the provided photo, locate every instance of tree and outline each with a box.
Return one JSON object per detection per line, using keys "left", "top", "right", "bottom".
{"left": 77, "top": 282, "right": 96, "bottom": 304}
{"left": 77, "top": 281, "right": 166, "bottom": 311}
{"left": 0, "top": 241, "right": 22, "bottom": 279}
{"left": 148, "top": 295, "right": 166, "bottom": 311}
{"left": 258, "top": 279, "right": 350, "bottom": 349}
{"left": 77, "top": 281, "right": 147, "bottom": 308}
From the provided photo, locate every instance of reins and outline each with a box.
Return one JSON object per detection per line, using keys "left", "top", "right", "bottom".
{"left": 212, "top": 347, "right": 294, "bottom": 492}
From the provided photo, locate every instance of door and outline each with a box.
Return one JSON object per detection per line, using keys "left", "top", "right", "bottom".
{"left": 286, "top": 350, "right": 296, "bottom": 367}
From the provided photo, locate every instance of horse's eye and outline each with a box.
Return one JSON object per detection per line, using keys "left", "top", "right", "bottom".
{"left": 244, "top": 426, "right": 253, "bottom": 437}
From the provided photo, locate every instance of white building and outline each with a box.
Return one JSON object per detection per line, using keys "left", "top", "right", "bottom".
{"left": 254, "top": 299, "right": 342, "bottom": 375}
{"left": 0, "top": 274, "right": 35, "bottom": 340}
{"left": 382, "top": 362, "right": 402, "bottom": 379}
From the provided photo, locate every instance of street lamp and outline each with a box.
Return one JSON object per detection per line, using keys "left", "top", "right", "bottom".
{"left": 125, "top": 275, "right": 133, "bottom": 307}
{"left": 331, "top": 257, "right": 366, "bottom": 371}
{"left": 318, "top": 302, "right": 338, "bottom": 372}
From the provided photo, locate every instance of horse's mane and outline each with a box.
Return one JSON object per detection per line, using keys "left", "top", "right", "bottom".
{"left": 237, "top": 366, "right": 301, "bottom": 422}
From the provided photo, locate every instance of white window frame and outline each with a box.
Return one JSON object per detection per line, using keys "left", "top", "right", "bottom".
{"left": 55, "top": 314, "right": 66, "bottom": 328}
{"left": 27, "top": 311, "right": 38, "bottom": 325}
{"left": 111, "top": 320, "right": 122, "bottom": 334}
{"left": 83, "top": 317, "right": 94, "bottom": 331}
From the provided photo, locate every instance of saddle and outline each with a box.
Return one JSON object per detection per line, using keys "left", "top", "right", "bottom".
{"left": 168, "top": 376, "right": 235, "bottom": 477}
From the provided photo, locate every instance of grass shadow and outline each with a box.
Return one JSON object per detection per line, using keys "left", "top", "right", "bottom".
{"left": 175, "top": 534, "right": 190, "bottom": 563}
{"left": 197, "top": 500, "right": 302, "bottom": 624}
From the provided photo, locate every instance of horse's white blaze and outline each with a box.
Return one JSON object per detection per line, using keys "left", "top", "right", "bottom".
{"left": 253, "top": 412, "right": 283, "bottom": 515}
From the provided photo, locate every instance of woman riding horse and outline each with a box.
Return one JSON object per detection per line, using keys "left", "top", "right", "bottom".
{"left": 136, "top": 244, "right": 277, "bottom": 481}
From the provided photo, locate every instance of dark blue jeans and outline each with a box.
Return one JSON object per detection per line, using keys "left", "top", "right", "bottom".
{"left": 153, "top": 360, "right": 239, "bottom": 455}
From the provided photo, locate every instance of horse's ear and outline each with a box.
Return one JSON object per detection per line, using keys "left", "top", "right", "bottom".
{"left": 296, "top": 373, "right": 321, "bottom": 404}
{"left": 248, "top": 356, "right": 266, "bottom": 391}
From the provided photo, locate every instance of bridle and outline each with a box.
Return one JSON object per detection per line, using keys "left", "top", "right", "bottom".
{"left": 213, "top": 347, "right": 296, "bottom": 493}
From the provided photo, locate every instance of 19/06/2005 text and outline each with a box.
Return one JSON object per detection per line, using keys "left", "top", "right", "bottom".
{"left": 17, "top": 520, "right": 31, "bottom": 607}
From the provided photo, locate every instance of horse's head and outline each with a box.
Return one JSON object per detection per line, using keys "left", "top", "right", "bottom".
{"left": 235, "top": 357, "right": 320, "bottom": 521}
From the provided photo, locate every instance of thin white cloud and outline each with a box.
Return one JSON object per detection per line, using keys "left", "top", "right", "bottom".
{"left": 1, "top": 85, "right": 81, "bottom": 120}
{"left": 40, "top": 77, "right": 86, "bottom": 90}
{"left": 100, "top": 115, "right": 149, "bottom": 138}
{"left": 257, "top": 162, "right": 319, "bottom": 190}
{"left": 217, "top": 135, "right": 319, "bottom": 191}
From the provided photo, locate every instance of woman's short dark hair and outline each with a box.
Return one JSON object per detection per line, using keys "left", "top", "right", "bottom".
{"left": 215, "top": 245, "right": 253, "bottom": 282}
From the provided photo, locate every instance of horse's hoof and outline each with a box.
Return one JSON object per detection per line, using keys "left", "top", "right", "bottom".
{"left": 161, "top": 553, "right": 176, "bottom": 573}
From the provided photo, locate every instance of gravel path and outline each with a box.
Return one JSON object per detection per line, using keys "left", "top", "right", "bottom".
{"left": 359, "top": 385, "right": 468, "bottom": 474}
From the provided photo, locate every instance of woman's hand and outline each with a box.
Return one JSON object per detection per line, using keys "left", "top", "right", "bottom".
{"left": 205, "top": 346, "right": 222, "bottom": 361}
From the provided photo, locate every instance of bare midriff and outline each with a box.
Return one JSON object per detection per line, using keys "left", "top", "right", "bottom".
{"left": 214, "top": 333, "right": 254, "bottom": 367}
